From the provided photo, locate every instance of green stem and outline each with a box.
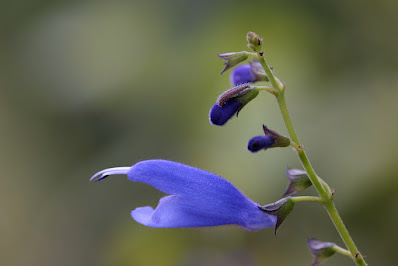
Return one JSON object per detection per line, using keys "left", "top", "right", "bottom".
{"left": 334, "top": 245, "right": 352, "bottom": 258}
{"left": 256, "top": 53, "right": 283, "bottom": 94}
{"left": 291, "top": 196, "right": 323, "bottom": 203}
{"left": 295, "top": 143, "right": 331, "bottom": 202}
{"left": 254, "top": 85, "right": 277, "bottom": 95}
{"left": 276, "top": 92, "right": 300, "bottom": 145}
{"left": 256, "top": 51, "right": 367, "bottom": 266}
{"left": 325, "top": 201, "right": 367, "bottom": 265}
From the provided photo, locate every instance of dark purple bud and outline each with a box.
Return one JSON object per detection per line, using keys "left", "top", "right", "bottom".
{"left": 248, "top": 135, "right": 274, "bottom": 152}
{"left": 258, "top": 197, "right": 295, "bottom": 235}
{"left": 230, "top": 65, "right": 257, "bottom": 86}
{"left": 307, "top": 238, "right": 337, "bottom": 266}
{"left": 209, "top": 99, "right": 242, "bottom": 126}
{"left": 282, "top": 168, "right": 312, "bottom": 197}
{"left": 248, "top": 125, "right": 290, "bottom": 152}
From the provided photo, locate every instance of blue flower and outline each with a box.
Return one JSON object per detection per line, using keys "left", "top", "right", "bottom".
{"left": 91, "top": 160, "right": 276, "bottom": 230}
{"left": 230, "top": 65, "right": 257, "bottom": 86}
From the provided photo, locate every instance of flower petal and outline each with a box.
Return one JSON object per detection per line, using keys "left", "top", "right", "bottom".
{"left": 128, "top": 160, "right": 276, "bottom": 230}
{"left": 128, "top": 160, "right": 241, "bottom": 198}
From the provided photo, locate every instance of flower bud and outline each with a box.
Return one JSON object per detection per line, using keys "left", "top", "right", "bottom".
{"left": 209, "top": 84, "right": 259, "bottom": 126}
{"left": 229, "top": 62, "right": 269, "bottom": 86}
{"left": 247, "top": 125, "right": 290, "bottom": 152}
{"left": 247, "top": 32, "right": 263, "bottom": 52}
{"left": 258, "top": 197, "right": 295, "bottom": 234}
{"left": 282, "top": 168, "right": 312, "bottom": 197}
{"left": 230, "top": 65, "right": 257, "bottom": 86}
{"left": 218, "top": 51, "right": 249, "bottom": 74}
{"left": 307, "top": 238, "right": 337, "bottom": 266}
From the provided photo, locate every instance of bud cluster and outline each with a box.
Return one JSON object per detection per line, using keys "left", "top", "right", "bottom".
{"left": 246, "top": 31, "right": 263, "bottom": 52}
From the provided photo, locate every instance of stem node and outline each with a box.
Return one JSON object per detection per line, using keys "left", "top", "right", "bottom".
{"left": 297, "top": 145, "right": 304, "bottom": 153}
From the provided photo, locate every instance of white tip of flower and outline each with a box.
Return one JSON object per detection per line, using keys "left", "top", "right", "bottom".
{"left": 90, "top": 167, "right": 130, "bottom": 181}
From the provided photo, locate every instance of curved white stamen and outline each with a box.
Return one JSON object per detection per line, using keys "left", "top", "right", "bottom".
{"left": 90, "top": 167, "right": 130, "bottom": 181}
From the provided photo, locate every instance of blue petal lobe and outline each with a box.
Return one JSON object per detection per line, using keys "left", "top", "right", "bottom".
{"left": 131, "top": 206, "right": 155, "bottom": 226}
{"left": 209, "top": 99, "right": 241, "bottom": 126}
{"left": 128, "top": 160, "right": 276, "bottom": 230}
{"left": 131, "top": 194, "right": 276, "bottom": 230}
{"left": 230, "top": 65, "right": 256, "bottom": 86}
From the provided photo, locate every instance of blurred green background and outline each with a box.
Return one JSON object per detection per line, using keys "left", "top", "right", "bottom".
{"left": 1, "top": 0, "right": 398, "bottom": 265}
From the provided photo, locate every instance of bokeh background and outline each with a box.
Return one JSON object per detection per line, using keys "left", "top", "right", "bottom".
{"left": 1, "top": 1, "right": 398, "bottom": 265}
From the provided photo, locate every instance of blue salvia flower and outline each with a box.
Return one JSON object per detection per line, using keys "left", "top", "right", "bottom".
{"left": 91, "top": 160, "right": 276, "bottom": 230}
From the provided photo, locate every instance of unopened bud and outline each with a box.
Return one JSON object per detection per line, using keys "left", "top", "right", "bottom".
{"left": 282, "top": 168, "right": 312, "bottom": 197}
{"left": 247, "top": 32, "right": 263, "bottom": 52}
{"left": 307, "top": 238, "right": 337, "bottom": 266}
{"left": 218, "top": 51, "right": 249, "bottom": 74}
